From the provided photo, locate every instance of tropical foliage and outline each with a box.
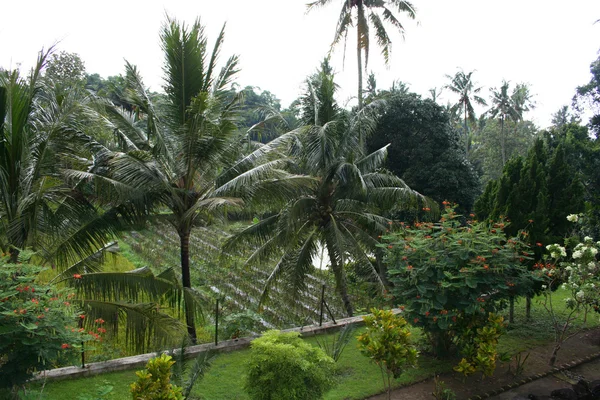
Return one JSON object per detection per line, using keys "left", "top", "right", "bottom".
{"left": 357, "top": 309, "right": 418, "bottom": 400}
{"left": 367, "top": 91, "right": 480, "bottom": 212}
{"left": 72, "top": 17, "right": 308, "bottom": 343}
{"left": 445, "top": 70, "right": 487, "bottom": 154}
{"left": 226, "top": 61, "right": 427, "bottom": 317}
{"left": 307, "top": 0, "right": 416, "bottom": 109}
{"left": 244, "top": 330, "right": 335, "bottom": 400}
{"left": 0, "top": 259, "right": 90, "bottom": 396}
{"left": 382, "top": 206, "right": 536, "bottom": 355}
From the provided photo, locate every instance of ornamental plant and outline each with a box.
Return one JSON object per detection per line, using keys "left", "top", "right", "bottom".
{"left": 453, "top": 313, "right": 506, "bottom": 378}
{"left": 244, "top": 330, "right": 335, "bottom": 400}
{"left": 540, "top": 214, "right": 600, "bottom": 366}
{"left": 357, "top": 309, "right": 418, "bottom": 400}
{"left": 0, "top": 258, "right": 91, "bottom": 396}
{"left": 130, "top": 354, "right": 183, "bottom": 400}
{"left": 383, "top": 205, "right": 537, "bottom": 356}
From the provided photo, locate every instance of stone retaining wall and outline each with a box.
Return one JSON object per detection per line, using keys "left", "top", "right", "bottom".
{"left": 35, "top": 309, "right": 401, "bottom": 382}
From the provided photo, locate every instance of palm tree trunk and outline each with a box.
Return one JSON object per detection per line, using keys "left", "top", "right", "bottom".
{"left": 464, "top": 108, "right": 469, "bottom": 155}
{"left": 326, "top": 241, "right": 354, "bottom": 317}
{"left": 500, "top": 116, "right": 506, "bottom": 165}
{"left": 179, "top": 229, "right": 197, "bottom": 343}
{"left": 357, "top": 23, "right": 363, "bottom": 110}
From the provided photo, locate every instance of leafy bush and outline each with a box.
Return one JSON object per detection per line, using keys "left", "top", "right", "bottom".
{"left": 383, "top": 205, "right": 537, "bottom": 355}
{"left": 244, "top": 330, "right": 335, "bottom": 400}
{"left": 357, "top": 309, "right": 418, "bottom": 399}
{"left": 0, "top": 259, "right": 90, "bottom": 396}
{"left": 453, "top": 313, "right": 506, "bottom": 377}
{"left": 130, "top": 354, "right": 183, "bottom": 400}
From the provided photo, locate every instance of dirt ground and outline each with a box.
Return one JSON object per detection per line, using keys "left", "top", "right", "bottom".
{"left": 367, "top": 329, "right": 600, "bottom": 400}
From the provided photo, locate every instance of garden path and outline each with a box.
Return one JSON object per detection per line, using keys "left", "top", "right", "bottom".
{"left": 367, "top": 328, "right": 600, "bottom": 400}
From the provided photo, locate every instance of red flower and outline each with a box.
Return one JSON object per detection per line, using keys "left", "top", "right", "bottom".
{"left": 413, "top": 318, "right": 419, "bottom": 323}
{"left": 79, "top": 314, "right": 85, "bottom": 319}
{"left": 61, "top": 343, "right": 70, "bottom": 349}
{"left": 425, "top": 311, "right": 430, "bottom": 316}
{"left": 407, "top": 265, "right": 413, "bottom": 270}
{"left": 536, "top": 242, "right": 543, "bottom": 247}
{"left": 73, "top": 274, "right": 82, "bottom": 279}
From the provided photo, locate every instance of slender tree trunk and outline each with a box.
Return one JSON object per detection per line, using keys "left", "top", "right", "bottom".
{"left": 327, "top": 241, "right": 354, "bottom": 317}
{"left": 500, "top": 116, "right": 506, "bottom": 166}
{"left": 464, "top": 108, "right": 469, "bottom": 155}
{"left": 179, "top": 229, "right": 197, "bottom": 343}
{"left": 509, "top": 295, "right": 515, "bottom": 324}
{"left": 375, "top": 250, "right": 390, "bottom": 289}
{"left": 357, "top": 24, "right": 363, "bottom": 111}
{"left": 526, "top": 296, "right": 532, "bottom": 321}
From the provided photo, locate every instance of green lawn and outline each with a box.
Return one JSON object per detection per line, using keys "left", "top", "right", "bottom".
{"left": 24, "top": 288, "right": 599, "bottom": 400}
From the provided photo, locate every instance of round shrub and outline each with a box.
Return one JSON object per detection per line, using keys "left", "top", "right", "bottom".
{"left": 244, "top": 330, "right": 335, "bottom": 400}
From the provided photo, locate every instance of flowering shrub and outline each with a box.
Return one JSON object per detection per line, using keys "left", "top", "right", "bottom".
{"left": 540, "top": 214, "right": 600, "bottom": 365}
{"left": 0, "top": 258, "right": 91, "bottom": 394}
{"left": 383, "top": 205, "right": 537, "bottom": 356}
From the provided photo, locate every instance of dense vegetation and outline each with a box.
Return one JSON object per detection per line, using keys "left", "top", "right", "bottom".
{"left": 2, "top": 3, "right": 600, "bottom": 399}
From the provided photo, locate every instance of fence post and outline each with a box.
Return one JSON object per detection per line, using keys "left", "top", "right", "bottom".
{"left": 319, "top": 285, "right": 325, "bottom": 326}
{"left": 214, "top": 299, "right": 219, "bottom": 346}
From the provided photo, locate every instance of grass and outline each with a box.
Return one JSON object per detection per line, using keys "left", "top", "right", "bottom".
{"left": 22, "top": 289, "right": 600, "bottom": 400}
{"left": 28, "top": 327, "right": 452, "bottom": 400}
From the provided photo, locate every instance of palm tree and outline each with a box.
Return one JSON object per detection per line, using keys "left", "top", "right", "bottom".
{"left": 307, "top": 0, "right": 417, "bottom": 110}
{"left": 488, "top": 80, "right": 520, "bottom": 165}
{"left": 74, "top": 17, "right": 306, "bottom": 343}
{"left": 1, "top": 50, "right": 194, "bottom": 352}
{"left": 445, "top": 70, "right": 487, "bottom": 154}
{"left": 0, "top": 49, "right": 121, "bottom": 265}
{"left": 225, "top": 63, "right": 426, "bottom": 317}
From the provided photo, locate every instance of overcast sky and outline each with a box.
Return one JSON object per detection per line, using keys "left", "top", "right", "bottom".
{"left": 2, "top": 0, "right": 599, "bottom": 128}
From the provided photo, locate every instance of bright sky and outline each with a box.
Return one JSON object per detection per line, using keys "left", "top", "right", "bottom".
{"left": 2, "top": 0, "right": 599, "bottom": 128}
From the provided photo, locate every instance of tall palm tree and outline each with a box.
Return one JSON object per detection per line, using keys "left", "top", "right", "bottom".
{"left": 488, "top": 80, "right": 520, "bottom": 165}
{"left": 307, "top": 0, "right": 417, "bottom": 110}
{"left": 0, "top": 49, "right": 120, "bottom": 265}
{"left": 74, "top": 17, "right": 307, "bottom": 343}
{"left": 445, "top": 70, "right": 487, "bottom": 154}
{"left": 1, "top": 50, "right": 192, "bottom": 352}
{"left": 225, "top": 63, "right": 426, "bottom": 317}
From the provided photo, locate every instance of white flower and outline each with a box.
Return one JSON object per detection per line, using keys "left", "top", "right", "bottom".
{"left": 561, "top": 283, "right": 568, "bottom": 290}
{"left": 584, "top": 236, "right": 593, "bottom": 243}
{"left": 573, "top": 250, "right": 583, "bottom": 259}
{"left": 591, "top": 248, "right": 598, "bottom": 256}
{"left": 589, "top": 262, "right": 596, "bottom": 268}
{"left": 565, "top": 266, "right": 573, "bottom": 272}
{"left": 541, "top": 284, "right": 547, "bottom": 289}
{"left": 567, "top": 214, "right": 579, "bottom": 222}
{"left": 576, "top": 290, "right": 585, "bottom": 301}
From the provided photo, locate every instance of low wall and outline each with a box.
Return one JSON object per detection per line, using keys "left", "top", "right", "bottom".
{"left": 34, "top": 308, "right": 401, "bottom": 382}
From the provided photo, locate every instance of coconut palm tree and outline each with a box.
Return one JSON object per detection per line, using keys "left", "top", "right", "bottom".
{"left": 307, "top": 0, "right": 417, "bottom": 110}
{"left": 488, "top": 80, "right": 520, "bottom": 165}
{"left": 72, "top": 17, "right": 308, "bottom": 343}
{"left": 445, "top": 70, "right": 487, "bottom": 154}
{"left": 225, "top": 63, "right": 426, "bottom": 317}
{"left": 1, "top": 50, "right": 194, "bottom": 352}
{"left": 0, "top": 49, "right": 122, "bottom": 265}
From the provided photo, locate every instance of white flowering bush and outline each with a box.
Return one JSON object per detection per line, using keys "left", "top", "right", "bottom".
{"left": 540, "top": 214, "right": 600, "bottom": 366}
{"left": 553, "top": 236, "right": 600, "bottom": 314}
